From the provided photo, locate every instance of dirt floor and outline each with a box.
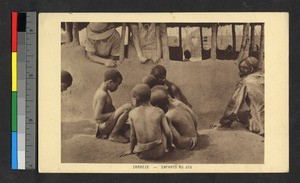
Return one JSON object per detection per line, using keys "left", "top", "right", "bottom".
{"left": 61, "top": 42, "right": 264, "bottom": 164}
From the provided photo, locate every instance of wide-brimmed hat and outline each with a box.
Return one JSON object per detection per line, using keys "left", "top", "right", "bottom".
{"left": 86, "top": 23, "right": 115, "bottom": 40}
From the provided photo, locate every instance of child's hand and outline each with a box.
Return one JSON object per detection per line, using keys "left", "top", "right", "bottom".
{"left": 138, "top": 54, "right": 148, "bottom": 64}
{"left": 187, "top": 137, "right": 197, "bottom": 150}
{"left": 105, "top": 59, "right": 117, "bottom": 68}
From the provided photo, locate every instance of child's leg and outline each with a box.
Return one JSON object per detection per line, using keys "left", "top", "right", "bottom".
{"left": 169, "top": 125, "right": 192, "bottom": 149}
{"left": 109, "top": 108, "right": 130, "bottom": 143}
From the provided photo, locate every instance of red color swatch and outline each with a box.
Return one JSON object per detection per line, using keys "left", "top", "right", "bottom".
{"left": 12, "top": 12, "right": 18, "bottom": 52}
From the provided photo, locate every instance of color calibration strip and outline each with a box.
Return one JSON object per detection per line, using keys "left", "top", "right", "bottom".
{"left": 11, "top": 11, "right": 18, "bottom": 170}
{"left": 11, "top": 12, "right": 37, "bottom": 170}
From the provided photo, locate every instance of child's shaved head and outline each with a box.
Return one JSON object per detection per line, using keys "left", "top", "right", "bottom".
{"left": 151, "top": 85, "right": 168, "bottom": 95}
{"left": 150, "top": 65, "right": 167, "bottom": 79}
{"left": 61, "top": 70, "right": 73, "bottom": 92}
{"left": 142, "top": 75, "right": 158, "bottom": 88}
{"left": 104, "top": 68, "right": 123, "bottom": 83}
{"left": 132, "top": 84, "right": 151, "bottom": 104}
{"left": 150, "top": 90, "right": 169, "bottom": 113}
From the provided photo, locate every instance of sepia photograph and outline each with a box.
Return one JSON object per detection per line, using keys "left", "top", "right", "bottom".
{"left": 61, "top": 22, "right": 265, "bottom": 164}
{"left": 39, "top": 13, "right": 288, "bottom": 173}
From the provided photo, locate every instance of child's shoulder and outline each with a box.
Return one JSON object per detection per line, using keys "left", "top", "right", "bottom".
{"left": 95, "top": 88, "right": 108, "bottom": 97}
{"left": 129, "top": 107, "right": 139, "bottom": 114}
{"left": 129, "top": 107, "right": 142, "bottom": 117}
{"left": 167, "top": 81, "right": 180, "bottom": 91}
{"left": 149, "top": 106, "right": 165, "bottom": 116}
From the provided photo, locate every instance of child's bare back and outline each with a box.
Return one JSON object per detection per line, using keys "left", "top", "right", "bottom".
{"left": 121, "top": 84, "right": 173, "bottom": 160}
{"left": 130, "top": 106, "right": 165, "bottom": 143}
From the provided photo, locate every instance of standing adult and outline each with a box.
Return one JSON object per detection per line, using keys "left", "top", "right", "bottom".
{"left": 129, "top": 23, "right": 162, "bottom": 64}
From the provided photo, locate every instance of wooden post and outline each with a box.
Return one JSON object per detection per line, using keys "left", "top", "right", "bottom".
{"left": 161, "top": 23, "right": 170, "bottom": 60}
{"left": 119, "top": 23, "right": 126, "bottom": 61}
{"left": 199, "top": 26, "right": 204, "bottom": 57}
{"left": 250, "top": 23, "right": 255, "bottom": 52}
{"left": 237, "top": 23, "right": 250, "bottom": 61}
{"left": 72, "top": 22, "right": 79, "bottom": 44}
{"left": 259, "top": 24, "right": 264, "bottom": 71}
{"left": 232, "top": 24, "right": 236, "bottom": 51}
{"left": 211, "top": 24, "right": 217, "bottom": 59}
{"left": 178, "top": 26, "right": 183, "bottom": 60}
{"left": 178, "top": 26, "right": 182, "bottom": 48}
{"left": 65, "top": 22, "right": 72, "bottom": 43}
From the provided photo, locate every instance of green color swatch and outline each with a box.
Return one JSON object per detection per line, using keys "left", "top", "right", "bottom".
{"left": 12, "top": 92, "right": 17, "bottom": 131}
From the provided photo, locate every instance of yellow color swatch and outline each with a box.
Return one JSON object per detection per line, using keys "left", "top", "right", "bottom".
{"left": 12, "top": 52, "right": 17, "bottom": 91}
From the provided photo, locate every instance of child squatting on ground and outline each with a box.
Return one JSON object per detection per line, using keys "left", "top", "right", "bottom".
{"left": 150, "top": 86, "right": 198, "bottom": 150}
{"left": 120, "top": 84, "right": 174, "bottom": 160}
{"left": 93, "top": 68, "right": 132, "bottom": 143}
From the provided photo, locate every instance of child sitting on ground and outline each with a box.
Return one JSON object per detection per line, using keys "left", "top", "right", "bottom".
{"left": 120, "top": 84, "right": 173, "bottom": 160}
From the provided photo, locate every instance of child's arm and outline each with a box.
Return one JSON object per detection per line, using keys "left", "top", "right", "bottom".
{"left": 161, "top": 115, "right": 174, "bottom": 151}
{"left": 120, "top": 116, "right": 136, "bottom": 157}
{"left": 86, "top": 51, "right": 117, "bottom": 68}
{"left": 171, "top": 84, "right": 192, "bottom": 108}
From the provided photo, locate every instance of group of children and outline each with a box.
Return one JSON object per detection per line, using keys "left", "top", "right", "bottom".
{"left": 59, "top": 55, "right": 265, "bottom": 160}
{"left": 93, "top": 65, "right": 199, "bottom": 160}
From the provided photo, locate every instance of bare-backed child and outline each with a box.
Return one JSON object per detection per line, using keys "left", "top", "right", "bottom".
{"left": 150, "top": 88, "right": 198, "bottom": 150}
{"left": 150, "top": 65, "right": 192, "bottom": 108}
{"left": 93, "top": 68, "right": 132, "bottom": 143}
{"left": 121, "top": 84, "right": 173, "bottom": 160}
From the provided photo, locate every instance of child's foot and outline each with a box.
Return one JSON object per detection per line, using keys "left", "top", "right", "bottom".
{"left": 109, "top": 135, "right": 129, "bottom": 143}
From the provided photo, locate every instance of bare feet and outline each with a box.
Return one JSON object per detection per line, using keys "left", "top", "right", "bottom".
{"left": 119, "top": 150, "right": 133, "bottom": 157}
{"left": 248, "top": 120, "right": 264, "bottom": 136}
{"left": 151, "top": 55, "right": 161, "bottom": 64}
{"left": 165, "top": 144, "right": 175, "bottom": 153}
{"left": 209, "top": 123, "right": 221, "bottom": 130}
{"left": 108, "top": 135, "right": 129, "bottom": 143}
